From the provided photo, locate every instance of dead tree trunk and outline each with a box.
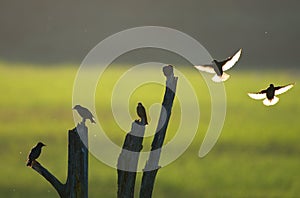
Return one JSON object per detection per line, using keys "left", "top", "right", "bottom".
{"left": 117, "top": 121, "right": 146, "bottom": 198}
{"left": 29, "top": 122, "right": 88, "bottom": 198}
{"left": 140, "top": 65, "right": 178, "bottom": 198}
{"left": 66, "top": 123, "right": 89, "bottom": 197}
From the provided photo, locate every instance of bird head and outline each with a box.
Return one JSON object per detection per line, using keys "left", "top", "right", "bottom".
{"left": 37, "top": 142, "right": 46, "bottom": 147}
{"left": 72, "top": 105, "right": 81, "bottom": 110}
{"left": 138, "top": 102, "right": 142, "bottom": 106}
{"left": 270, "top": 84, "right": 274, "bottom": 88}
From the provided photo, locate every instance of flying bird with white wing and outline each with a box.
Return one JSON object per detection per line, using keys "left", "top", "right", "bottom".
{"left": 195, "top": 48, "right": 242, "bottom": 82}
{"left": 248, "top": 83, "right": 295, "bottom": 106}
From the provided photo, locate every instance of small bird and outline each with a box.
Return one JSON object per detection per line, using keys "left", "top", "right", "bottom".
{"left": 195, "top": 48, "right": 242, "bottom": 82}
{"left": 73, "top": 105, "right": 96, "bottom": 123}
{"left": 136, "top": 102, "right": 148, "bottom": 125}
{"left": 26, "top": 142, "right": 46, "bottom": 166}
{"left": 248, "top": 83, "right": 295, "bottom": 106}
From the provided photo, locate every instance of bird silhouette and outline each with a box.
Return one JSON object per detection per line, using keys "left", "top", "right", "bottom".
{"left": 26, "top": 142, "right": 46, "bottom": 166}
{"left": 73, "top": 105, "right": 96, "bottom": 124}
{"left": 248, "top": 83, "right": 295, "bottom": 106}
{"left": 136, "top": 102, "right": 148, "bottom": 125}
{"left": 195, "top": 48, "right": 242, "bottom": 82}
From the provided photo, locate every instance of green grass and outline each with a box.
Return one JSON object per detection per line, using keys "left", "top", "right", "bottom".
{"left": 0, "top": 61, "right": 299, "bottom": 197}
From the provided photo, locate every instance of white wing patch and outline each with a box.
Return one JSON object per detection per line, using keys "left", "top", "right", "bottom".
{"left": 212, "top": 73, "right": 230, "bottom": 82}
{"left": 263, "top": 97, "right": 279, "bottom": 106}
{"left": 222, "top": 49, "right": 242, "bottom": 71}
{"left": 194, "top": 65, "right": 215, "bottom": 74}
{"left": 275, "top": 83, "right": 294, "bottom": 95}
{"left": 248, "top": 92, "right": 266, "bottom": 100}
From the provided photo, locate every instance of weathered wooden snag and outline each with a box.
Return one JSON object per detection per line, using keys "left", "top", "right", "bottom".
{"left": 117, "top": 121, "right": 146, "bottom": 198}
{"left": 28, "top": 122, "right": 88, "bottom": 198}
{"left": 140, "top": 65, "right": 178, "bottom": 198}
{"left": 117, "top": 65, "right": 178, "bottom": 198}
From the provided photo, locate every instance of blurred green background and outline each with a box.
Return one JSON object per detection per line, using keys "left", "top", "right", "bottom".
{"left": 0, "top": 62, "right": 299, "bottom": 197}
{"left": 1, "top": 0, "right": 300, "bottom": 197}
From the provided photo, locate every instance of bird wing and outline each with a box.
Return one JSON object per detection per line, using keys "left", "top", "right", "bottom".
{"left": 29, "top": 146, "right": 40, "bottom": 159}
{"left": 137, "top": 105, "right": 146, "bottom": 118}
{"left": 248, "top": 92, "right": 266, "bottom": 100}
{"left": 194, "top": 65, "right": 215, "bottom": 74}
{"left": 274, "top": 83, "right": 294, "bottom": 95}
{"left": 79, "top": 107, "right": 94, "bottom": 118}
{"left": 137, "top": 104, "right": 148, "bottom": 124}
{"left": 222, "top": 48, "right": 242, "bottom": 71}
{"left": 87, "top": 111, "right": 95, "bottom": 118}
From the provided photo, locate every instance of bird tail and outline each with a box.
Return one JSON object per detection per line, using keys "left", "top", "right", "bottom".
{"left": 141, "top": 117, "right": 148, "bottom": 125}
{"left": 212, "top": 73, "right": 230, "bottom": 82}
{"left": 263, "top": 96, "right": 279, "bottom": 106}
{"left": 26, "top": 159, "right": 32, "bottom": 166}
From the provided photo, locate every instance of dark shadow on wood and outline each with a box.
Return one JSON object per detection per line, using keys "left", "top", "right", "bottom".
{"left": 117, "top": 121, "right": 146, "bottom": 198}
{"left": 140, "top": 65, "right": 178, "bottom": 198}
{"left": 28, "top": 122, "right": 88, "bottom": 198}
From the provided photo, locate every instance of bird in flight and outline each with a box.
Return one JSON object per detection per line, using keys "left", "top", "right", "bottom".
{"left": 136, "top": 102, "right": 148, "bottom": 125}
{"left": 73, "top": 105, "right": 96, "bottom": 123}
{"left": 195, "top": 48, "right": 242, "bottom": 82}
{"left": 26, "top": 142, "right": 46, "bottom": 166}
{"left": 248, "top": 83, "right": 295, "bottom": 106}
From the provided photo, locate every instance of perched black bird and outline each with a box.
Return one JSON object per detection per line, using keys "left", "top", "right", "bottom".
{"left": 137, "top": 102, "right": 148, "bottom": 125}
{"left": 73, "top": 105, "right": 96, "bottom": 123}
{"left": 195, "top": 49, "right": 242, "bottom": 82}
{"left": 26, "top": 142, "right": 46, "bottom": 166}
{"left": 248, "top": 83, "right": 295, "bottom": 106}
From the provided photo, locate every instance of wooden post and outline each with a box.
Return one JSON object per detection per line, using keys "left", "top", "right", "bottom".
{"left": 66, "top": 123, "right": 88, "bottom": 198}
{"left": 117, "top": 121, "right": 146, "bottom": 198}
{"left": 29, "top": 122, "right": 88, "bottom": 198}
{"left": 139, "top": 65, "right": 178, "bottom": 198}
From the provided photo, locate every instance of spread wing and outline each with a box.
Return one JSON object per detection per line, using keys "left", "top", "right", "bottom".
{"left": 222, "top": 48, "right": 242, "bottom": 71}
{"left": 274, "top": 83, "right": 294, "bottom": 95}
{"left": 248, "top": 89, "right": 267, "bottom": 100}
{"left": 194, "top": 65, "right": 215, "bottom": 74}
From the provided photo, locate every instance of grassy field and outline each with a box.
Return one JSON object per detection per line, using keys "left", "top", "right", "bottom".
{"left": 0, "top": 62, "right": 299, "bottom": 198}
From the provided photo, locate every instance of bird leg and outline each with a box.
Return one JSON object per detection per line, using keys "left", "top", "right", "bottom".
{"left": 81, "top": 118, "right": 86, "bottom": 125}
{"left": 32, "top": 160, "right": 41, "bottom": 167}
{"left": 141, "top": 118, "right": 146, "bottom": 126}
{"left": 135, "top": 119, "right": 147, "bottom": 126}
